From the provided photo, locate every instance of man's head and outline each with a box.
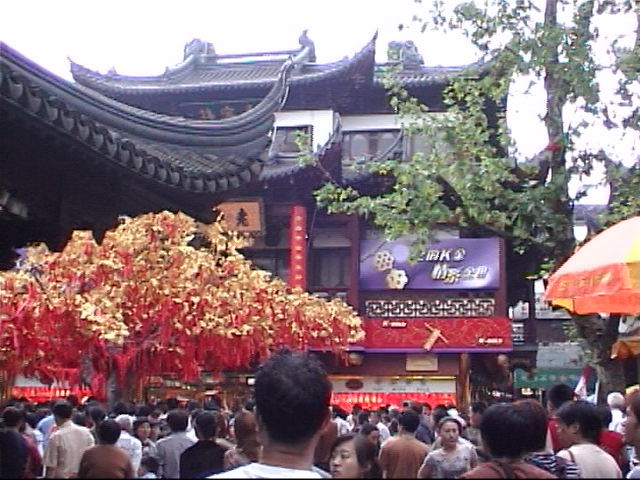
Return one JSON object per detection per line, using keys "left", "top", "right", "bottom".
{"left": 194, "top": 412, "right": 217, "bottom": 440}
{"left": 357, "top": 411, "right": 370, "bottom": 426}
{"left": 514, "top": 399, "right": 548, "bottom": 453}
{"left": 2, "top": 406, "right": 23, "bottom": 429}
{"left": 555, "top": 400, "right": 602, "bottom": 445}
{"left": 254, "top": 349, "right": 331, "bottom": 446}
{"left": 398, "top": 409, "right": 420, "bottom": 434}
{"left": 52, "top": 400, "right": 73, "bottom": 425}
{"left": 480, "top": 403, "right": 530, "bottom": 460}
{"left": 469, "top": 401, "right": 488, "bottom": 428}
{"left": 547, "top": 383, "right": 575, "bottom": 413}
{"left": 98, "top": 419, "right": 122, "bottom": 445}
{"left": 88, "top": 406, "right": 106, "bottom": 426}
{"left": 166, "top": 409, "right": 189, "bottom": 433}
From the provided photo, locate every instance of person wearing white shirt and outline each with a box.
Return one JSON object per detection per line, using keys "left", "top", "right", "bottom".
{"left": 43, "top": 401, "right": 95, "bottom": 478}
{"left": 115, "top": 414, "right": 143, "bottom": 475}
{"left": 370, "top": 410, "right": 391, "bottom": 443}
{"left": 209, "top": 350, "right": 332, "bottom": 478}
{"left": 556, "top": 400, "right": 622, "bottom": 478}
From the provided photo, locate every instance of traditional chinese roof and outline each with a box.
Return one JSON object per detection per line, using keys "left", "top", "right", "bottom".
{"left": 69, "top": 34, "right": 491, "bottom": 116}
{"left": 70, "top": 34, "right": 377, "bottom": 96}
{"left": 1, "top": 42, "right": 314, "bottom": 262}
{"left": 1, "top": 42, "right": 297, "bottom": 197}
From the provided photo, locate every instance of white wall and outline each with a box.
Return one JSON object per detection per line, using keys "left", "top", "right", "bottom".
{"left": 341, "top": 114, "right": 401, "bottom": 131}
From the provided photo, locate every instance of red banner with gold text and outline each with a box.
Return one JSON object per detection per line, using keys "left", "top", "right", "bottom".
{"left": 359, "top": 317, "right": 512, "bottom": 351}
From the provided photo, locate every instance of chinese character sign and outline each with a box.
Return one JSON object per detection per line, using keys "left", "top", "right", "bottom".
{"left": 360, "top": 237, "right": 500, "bottom": 290}
{"left": 216, "top": 200, "right": 264, "bottom": 233}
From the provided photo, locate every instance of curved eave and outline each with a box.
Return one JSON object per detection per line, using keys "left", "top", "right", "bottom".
{"left": 3, "top": 43, "right": 291, "bottom": 146}
{"left": 70, "top": 33, "right": 377, "bottom": 96}
{"left": 0, "top": 43, "right": 282, "bottom": 195}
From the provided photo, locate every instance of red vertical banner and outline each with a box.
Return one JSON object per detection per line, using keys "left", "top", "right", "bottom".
{"left": 289, "top": 205, "right": 307, "bottom": 289}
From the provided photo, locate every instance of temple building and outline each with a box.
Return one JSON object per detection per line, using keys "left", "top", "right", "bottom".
{"left": 1, "top": 33, "right": 518, "bottom": 408}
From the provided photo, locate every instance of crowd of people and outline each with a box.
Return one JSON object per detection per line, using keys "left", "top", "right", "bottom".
{"left": 0, "top": 350, "right": 639, "bottom": 478}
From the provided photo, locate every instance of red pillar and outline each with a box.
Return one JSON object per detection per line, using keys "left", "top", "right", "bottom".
{"left": 289, "top": 205, "right": 307, "bottom": 289}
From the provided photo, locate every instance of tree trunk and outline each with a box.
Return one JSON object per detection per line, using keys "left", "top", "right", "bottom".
{"left": 543, "top": 0, "right": 575, "bottom": 263}
{"left": 573, "top": 314, "right": 625, "bottom": 404}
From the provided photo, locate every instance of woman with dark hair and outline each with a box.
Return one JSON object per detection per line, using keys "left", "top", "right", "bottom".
{"left": 555, "top": 400, "right": 622, "bottom": 478}
{"left": 329, "top": 433, "right": 381, "bottom": 478}
{"left": 133, "top": 417, "right": 157, "bottom": 469}
{"left": 418, "top": 416, "right": 478, "bottom": 478}
{"left": 223, "top": 410, "right": 260, "bottom": 470}
{"left": 516, "top": 399, "right": 580, "bottom": 478}
{"left": 461, "top": 403, "right": 555, "bottom": 478}
{"left": 358, "top": 423, "right": 380, "bottom": 450}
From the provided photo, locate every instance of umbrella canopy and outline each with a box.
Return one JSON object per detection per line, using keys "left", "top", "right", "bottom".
{"left": 544, "top": 216, "right": 640, "bottom": 314}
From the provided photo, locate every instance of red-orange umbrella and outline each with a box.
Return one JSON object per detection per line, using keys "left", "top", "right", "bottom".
{"left": 544, "top": 216, "right": 640, "bottom": 314}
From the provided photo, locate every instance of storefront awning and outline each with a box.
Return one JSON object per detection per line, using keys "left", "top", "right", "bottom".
{"left": 611, "top": 336, "right": 640, "bottom": 359}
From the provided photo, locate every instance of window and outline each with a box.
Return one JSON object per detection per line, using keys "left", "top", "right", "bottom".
{"left": 242, "top": 251, "right": 290, "bottom": 282}
{"left": 271, "top": 126, "right": 311, "bottom": 155}
{"left": 311, "top": 250, "right": 350, "bottom": 289}
{"left": 342, "top": 130, "right": 401, "bottom": 164}
{"left": 403, "top": 132, "right": 451, "bottom": 160}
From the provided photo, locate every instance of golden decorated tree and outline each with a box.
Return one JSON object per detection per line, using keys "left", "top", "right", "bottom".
{"left": 0, "top": 211, "right": 363, "bottom": 399}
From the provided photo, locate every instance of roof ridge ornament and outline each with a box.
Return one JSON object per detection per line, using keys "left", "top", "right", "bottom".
{"left": 298, "top": 29, "right": 316, "bottom": 63}
{"left": 183, "top": 38, "right": 216, "bottom": 61}
{"left": 387, "top": 40, "right": 424, "bottom": 70}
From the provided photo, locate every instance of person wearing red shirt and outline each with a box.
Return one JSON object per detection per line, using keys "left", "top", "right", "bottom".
{"left": 598, "top": 406, "right": 625, "bottom": 470}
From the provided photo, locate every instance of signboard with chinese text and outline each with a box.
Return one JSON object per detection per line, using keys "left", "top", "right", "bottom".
{"left": 513, "top": 368, "right": 584, "bottom": 389}
{"left": 216, "top": 199, "right": 264, "bottom": 234}
{"left": 360, "top": 236, "right": 500, "bottom": 290}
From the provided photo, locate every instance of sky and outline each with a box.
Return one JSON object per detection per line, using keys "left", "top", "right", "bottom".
{"left": 2, "top": 0, "right": 480, "bottom": 78}
{"left": 3, "top": 0, "right": 638, "bottom": 204}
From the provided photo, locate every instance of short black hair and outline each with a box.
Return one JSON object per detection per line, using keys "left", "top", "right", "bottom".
{"left": 133, "top": 418, "right": 151, "bottom": 433}
{"left": 398, "top": 409, "right": 420, "bottom": 433}
{"left": 166, "top": 409, "right": 189, "bottom": 432}
{"left": 555, "top": 400, "right": 602, "bottom": 444}
{"left": 480, "top": 403, "right": 530, "bottom": 459}
{"left": 359, "top": 423, "right": 378, "bottom": 437}
{"left": 254, "top": 349, "right": 331, "bottom": 445}
{"left": 514, "top": 399, "right": 548, "bottom": 452}
{"left": 2, "top": 406, "right": 23, "bottom": 427}
{"left": 195, "top": 412, "right": 217, "bottom": 439}
{"left": 88, "top": 406, "right": 106, "bottom": 424}
{"left": 72, "top": 412, "right": 87, "bottom": 427}
{"left": 470, "top": 401, "right": 488, "bottom": 415}
{"left": 597, "top": 405, "right": 613, "bottom": 428}
{"left": 357, "top": 411, "right": 370, "bottom": 425}
{"left": 547, "top": 383, "right": 574, "bottom": 411}
{"left": 432, "top": 406, "right": 449, "bottom": 428}
{"left": 52, "top": 400, "right": 73, "bottom": 420}
{"left": 98, "top": 419, "right": 122, "bottom": 444}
